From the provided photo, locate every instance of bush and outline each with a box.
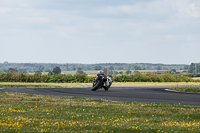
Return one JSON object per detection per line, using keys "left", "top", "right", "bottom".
{"left": 113, "top": 73, "right": 194, "bottom": 82}
{"left": 0, "top": 72, "right": 195, "bottom": 83}
{"left": 183, "top": 73, "right": 200, "bottom": 77}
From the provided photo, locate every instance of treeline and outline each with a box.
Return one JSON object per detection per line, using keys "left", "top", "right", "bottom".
{"left": 0, "top": 62, "right": 187, "bottom": 73}
{"left": 0, "top": 72, "right": 194, "bottom": 83}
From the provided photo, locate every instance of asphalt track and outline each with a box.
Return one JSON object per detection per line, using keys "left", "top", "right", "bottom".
{"left": 1, "top": 85, "right": 200, "bottom": 106}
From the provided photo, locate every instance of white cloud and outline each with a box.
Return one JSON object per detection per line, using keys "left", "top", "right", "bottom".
{"left": 188, "top": 3, "right": 200, "bottom": 18}
{"left": 174, "top": 0, "right": 200, "bottom": 18}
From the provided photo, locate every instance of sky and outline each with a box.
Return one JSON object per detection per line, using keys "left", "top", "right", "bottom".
{"left": 0, "top": 0, "right": 200, "bottom": 64}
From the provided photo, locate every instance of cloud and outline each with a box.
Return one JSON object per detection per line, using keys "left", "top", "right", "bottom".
{"left": 174, "top": 0, "right": 200, "bottom": 18}
{"left": 0, "top": 0, "right": 199, "bottom": 64}
{"left": 189, "top": 3, "right": 200, "bottom": 18}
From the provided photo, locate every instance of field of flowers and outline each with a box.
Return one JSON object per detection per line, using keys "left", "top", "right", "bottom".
{"left": 0, "top": 92, "right": 200, "bottom": 132}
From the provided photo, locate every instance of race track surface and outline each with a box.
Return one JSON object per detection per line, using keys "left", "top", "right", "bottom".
{"left": 1, "top": 85, "right": 200, "bottom": 106}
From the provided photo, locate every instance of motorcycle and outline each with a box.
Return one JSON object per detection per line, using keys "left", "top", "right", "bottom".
{"left": 91, "top": 72, "right": 113, "bottom": 91}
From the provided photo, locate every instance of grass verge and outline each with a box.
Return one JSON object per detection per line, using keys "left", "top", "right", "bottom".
{"left": 192, "top": 77, "right": 200, "bottom": 80}
{"left": 169, "top": 87, "right": 200, "bottom": 93}
{"left": 0, "top": 82, "right": 200, "bottom": 88}
{"left": 0, "top": 92, "right": 200, "bottom": 132}
{"left": 0, "top": 82, "right": 92, "bottom": 88}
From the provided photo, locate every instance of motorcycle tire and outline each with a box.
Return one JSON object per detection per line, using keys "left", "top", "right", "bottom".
{"left": 91, "top": 80, "right": 101, "bottom": 91}
{"left": 103, "top": 86, "right": 109, "bottom": 91}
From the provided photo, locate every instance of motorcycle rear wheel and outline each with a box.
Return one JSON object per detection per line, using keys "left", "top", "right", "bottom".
{"left": 91, "top": 80, "right": 101, "bottom": 91}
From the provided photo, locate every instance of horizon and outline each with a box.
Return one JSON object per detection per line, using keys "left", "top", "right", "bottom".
{"left": 1, "top": 61, "right": 191, "bottom": 65}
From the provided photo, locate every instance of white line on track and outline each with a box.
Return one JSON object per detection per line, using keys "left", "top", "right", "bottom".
{"left": 165, "top": 89, "right": 180, "bottom": 92}
{"left": 0, "top": 88, "right": 4, "bottom": 90}
{"left": 165, "top": 89, "right": 198, "bottom": 94}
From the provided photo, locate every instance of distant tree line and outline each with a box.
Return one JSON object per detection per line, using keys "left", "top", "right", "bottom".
{"left": 0, "top": 62, "right": 189, "bottom": 73}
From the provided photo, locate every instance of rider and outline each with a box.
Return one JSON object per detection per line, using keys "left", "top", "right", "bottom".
{"left": 99, "top": 71, "right": 109, "bottom": 91}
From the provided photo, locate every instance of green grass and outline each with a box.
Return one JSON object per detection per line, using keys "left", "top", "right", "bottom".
{"left": 169, "top": 87, "right": 200, "bottom": 93}
{"left": 1, "top": 82, "right": 200, "bottom": 88}
{"left": 0, "top": 92, "right": 200, "bottom": 133}
{"left": 0, "top": 82, "right": 92, "bottom": 88}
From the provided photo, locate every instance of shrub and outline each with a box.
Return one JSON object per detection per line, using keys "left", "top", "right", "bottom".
{"left": 0, "top": 72, "right": 195, "bottom": 83}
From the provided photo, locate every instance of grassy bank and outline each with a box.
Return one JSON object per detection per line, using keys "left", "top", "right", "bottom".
{"left": 0, "top": 92, "right": 200, "bottom": 132}
{"left": 0, "top": 82, "right": 200, "bottom": 88}
{"left": 0, "top": 82, "right": 92, "bottom": 88}
{"left": 170, "top": 87, "right": 200, "bottom": 93}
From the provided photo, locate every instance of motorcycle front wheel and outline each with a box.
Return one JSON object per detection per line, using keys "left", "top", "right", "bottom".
{"left": 91, "top": 80, "right": 101, "bottom": 91}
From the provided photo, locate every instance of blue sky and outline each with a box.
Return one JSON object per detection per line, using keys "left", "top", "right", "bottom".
{"left": 0, "top": 0, "right": 200, "bottom": 64}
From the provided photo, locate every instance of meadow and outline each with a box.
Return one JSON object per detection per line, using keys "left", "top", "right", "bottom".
{"left": 0, "top": 92, "right": 200, "bottom": 133}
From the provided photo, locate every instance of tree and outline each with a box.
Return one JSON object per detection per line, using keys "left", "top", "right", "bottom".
{"left": 183, "top": 65, "right": 189, "bottom": 70}
{"left": 94, "top": 65, "right": 102, "bottom": 70}
{"left": 52, "top": 67, "right": 61, "bottom": 74}
{"left": 7, "top": 68, "right": 18, "bottom": 73}
{"left": 66, "top": 64, "right": 69, "bottom": 71}
{"left": 125, "top": 70, "right": 132, "bottom": 74}
{"left": 72, "top": 65, "right": 76, "bottom": 71}
{"left": 196, "top": 64, "right": 200, "bottom": 73}
{"left": 171, "top": 69, "right": 176, "bottom": 73}
{"left": 188, "top": 63, "right": 195, "bottom": 73}
{"left": 117, "top": 66, "right": 124, "bottom": 70}
{"left": 38, "top": 66, "right": 45, "bottom": 72}
{"left": 163, "top": 69, "right": 177, "bottom": 74}
{"left": 133, "top": 65, "right": 141, "bottom": 70}
{"left": 141, "top": 67, "right": 146, "bottom": 70}
{"left": 19, "top": 68, "right": 27, "bottom": 74}
{"left": 86, "top": 65, "right": 92, "bottom": 70}
{"left": 198, "top": 64, "right": 200, "bottom": 73}
{"left": 156, "top": 65, "right": 162, "bottom": 70}
{"left": 108, "top": 66, "right": 114, "bottom": 70}
{"left": 77, "top": 67, "right": 82, "bottom": 71}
